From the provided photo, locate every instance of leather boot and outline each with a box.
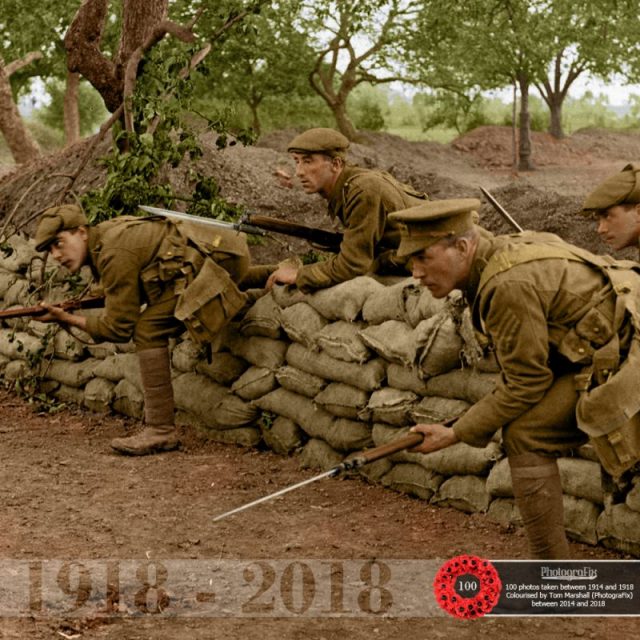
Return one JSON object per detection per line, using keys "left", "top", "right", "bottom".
{"left": 509, "top": 452, "right": 570, "bottom": 559}
{"left": 111, "top": 347, "right": 179, "bottom": 455}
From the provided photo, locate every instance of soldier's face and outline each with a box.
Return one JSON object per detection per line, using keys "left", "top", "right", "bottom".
{"left": 291, "top": 152, "right": 342, "bottom": 198}
{"left": 49, "top": 228, "right": 89, "bottom": 273}
{"left": 411, "top": 239, "right": 473, "bottom": 298}
{"left": 596, "top": 204, "right": 640, "bottom": 250}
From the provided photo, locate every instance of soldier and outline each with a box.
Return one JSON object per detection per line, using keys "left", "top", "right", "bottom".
{"left": 582, "top": 163, "right": 640, "bottom": 254}
{"left": 34, "top": 204, "right": 251, "bottom": 456}
{"left": 267, "top": 127, "right": 428, "bottom": 292}
{"left": 389, "top": 198, "right": 640, "bottom": 559}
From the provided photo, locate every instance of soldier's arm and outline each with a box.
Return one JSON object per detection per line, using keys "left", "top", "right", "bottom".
{"left": 296, "top": 186, "right": 385, "bottom": 292}
{"left": 452, "top": 277, "right": 554, "bottom": 447}
{"left": 83, "top": 248, "right": 144, "bottom": 343}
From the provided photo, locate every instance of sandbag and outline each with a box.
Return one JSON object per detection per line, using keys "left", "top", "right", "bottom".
{"left": 53, "top": 329, "right": 86, "bottom": 361}
{"left": 486, "top": 498, "right": 522, "bottom": 527}
{"left": 280, "top": 302, "right": 327, "bottom": 348}
{"left": 254, "top": 388, "right": 334, "bottom": 436}
{"left": 286, "top": 343, "right": 386, "bottom": 391}
{"left": 404, "top": 283, "right": 447, "bottom": 327}
{"left": 196, "top": 352, "right": 248, "bottom": 385}
{"left": 424, "top": 369, "right": 499, "bottom": 404}
{"left": 411, "top": 396, "right": 471, "bottom": 424}
{"left": 261, "top": 416, "right": 305, "bottom": 455}
{"left": 0, "top": 329, "right": 44, "bottom": 361}
{"left": 359, "top": 321, "right": 415, "bottom": 366}
{"left": 300, "top": 438, "right": 343, "bottom": 471}
{"left": 361, "top": 279, "right": 411, "bottom": 324}
{"left": 558, "top": 457, "right": 604, "bottom": 504}
{"left": 44, "top": 358, "right": 98, "bottom": 388}
{"left": 275, "top": 366, "right": 327, "bottom": 398}
{"left": 84, "top": 377, "right": 115, "bottom": 413}
{"left": 231, "top": 366, "right": 277, "bottom": 401}
{"left": 325, "top": 417, "right": 373, "bottom": 451}
{"left": 94, "top": 354, "right": 131, "bottom": 383}
{"left": 360, "top": 388, "right": 418, "bottom": 426}
{"left": 314, "top": 382, "right": 369, "bottom": 419}
{"left": 226, "top": 333, "right": 287, "bottom": 370}
{"left": 381, "top": 463, "right": 443, "bottom": 501}
{"left": 86, "top": 342, "right": 119, "bottom": 359}
{"left": 316, "top": 321, "right": 370, "bottom": 363}
{"left": 3, "top": 359, "right": 34, "bottom": 381}
{"left": 3, "top": 280, "right": 28, "bottom": 307}
{"left": 386, "top": 364, "right": 430, "bottom": 396}
{"left": 627, "top": 483, "right": 640, "bottom": 512}
{"left": 415, "top": 313, "right": 463, "bottom": 378}
{"left": 486, "top": 458, "right": 512, "bottom": 498}
{"left": 113, "top": 378, "right": 144, "bottom": 419}
{"left": 372, "top": 423, "right": 503, "bottom": 476}
{"left": 597, "top": 503, "right": 640, "bottom": 556}
{"left": 305, "top": 276, "right": 384, "bottom": 321}
{"left": 173, "top": 372, "right": 257, "bottom": 429}
{"left": 0, "top": 267, "right": 18, "bottom": 296}
{"left": 0, "top": 234, "right": 38, "bottom": 273}
{"left": 358, "top": 458, "right": 393, "bottom": 484}
{"left": 564, "top": 495, "right": 600, "bottom": 546}
{"left": 433, "top": 475, "right": 490, "bottom": 513}
{"left": 271, "top": 284, "right": 308, "bottom": 309}
{"left": 53, "top": 384, "right": 85, "bottom": 407}
{"left": 239, "top": 292, "right": 282, "bottom": 339}
{"left": 172, "top": 339, "right": 202, "bottom": 372}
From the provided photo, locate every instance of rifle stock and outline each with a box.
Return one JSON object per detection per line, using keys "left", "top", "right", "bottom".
{"left": 0, "top": 296, "right": 105, "bottom": 320}
{"left": 244, "top": 214, "right": 343, "bottom": 251}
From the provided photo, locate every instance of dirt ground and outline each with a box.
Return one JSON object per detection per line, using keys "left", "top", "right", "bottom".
{"left": 2, "top": 127, "right": 640, "bottom": 639}
{"left": 0, "top": 389, "right": 637, "bottom": 640}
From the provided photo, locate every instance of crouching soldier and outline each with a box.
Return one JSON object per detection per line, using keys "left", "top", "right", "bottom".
{"left": 34, "top": 204, "right": 251, "bottom": 456}
{"left": 390, "top": 198, "right": 640, "bottom": 558}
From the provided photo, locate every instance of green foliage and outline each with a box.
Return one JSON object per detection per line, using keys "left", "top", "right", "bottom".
{"left": 81, "top": 38, "right": 255, "bottom": 225}
{"left": 350, "top": 85, "right": 387, "bottom": 131}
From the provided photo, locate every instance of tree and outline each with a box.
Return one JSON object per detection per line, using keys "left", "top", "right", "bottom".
{"left": 0, "top": 0, "right": 77, "bottom": 162}
{"left": 297, "top": 0, "right": 421, "bottom": 140}
{"left": 193, "top": 1, "right": 316, "bottom": 136}
{"left": 533, "top": 0, "right": 639, "bottom": 139}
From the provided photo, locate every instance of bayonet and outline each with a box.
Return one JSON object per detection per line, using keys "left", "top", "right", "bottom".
{"left": 480, "top": 187, "right": 524, "bottom": 233}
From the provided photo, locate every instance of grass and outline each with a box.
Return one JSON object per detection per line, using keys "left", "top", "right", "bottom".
{"left": 384, "top": 125, "right": 459, "bottom": 144}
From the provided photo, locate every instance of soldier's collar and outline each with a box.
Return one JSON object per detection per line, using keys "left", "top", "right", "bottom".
{"left": 326, "top": 165, "right": 354, "bottom": 216}
{"left": 463, "top": 231, "right": 496, "bottom": 302}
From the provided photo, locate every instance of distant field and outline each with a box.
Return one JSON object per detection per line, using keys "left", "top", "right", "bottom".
{"left": 384, "top": 125, "right": 458, "bottom": 144}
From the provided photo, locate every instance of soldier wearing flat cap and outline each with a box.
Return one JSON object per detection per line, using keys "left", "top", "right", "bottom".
{"left": 267, "top": 127, "right": 428, "bottom": 292}
{"left": 34, "top": 204, "right": 252, "bottom": 456}
{"left": 581, "top": 163, "right": 640, "bottom": 254}
{"left": 392, "top": 199, "right": 640, "bottom": 558}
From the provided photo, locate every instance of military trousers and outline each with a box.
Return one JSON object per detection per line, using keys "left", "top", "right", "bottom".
{"left": 501, "top": 373, "right": 587, "bottom": 457}
{"left": 133, "top": 285, "right": 183, "bottom": 351}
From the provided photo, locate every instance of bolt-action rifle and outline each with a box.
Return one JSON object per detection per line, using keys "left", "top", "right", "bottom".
{"left": 139, "top": 205, "right": 343, "bottom": 252}
{"left": 0, "top": 296, "right": 105, "bottom": 320}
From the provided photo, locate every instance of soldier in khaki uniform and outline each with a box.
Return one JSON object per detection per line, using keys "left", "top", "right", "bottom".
{"left": 390, "top": 199, "right": 640, "bottom": 559}
{"left": 582, "top": 163, "right": 640, "bottom": 254}
{"left": 267, "top": 128, "right": 428, "bottom": 292}
{"left": 34, "top": 205, "right": 251, "bottom": 456}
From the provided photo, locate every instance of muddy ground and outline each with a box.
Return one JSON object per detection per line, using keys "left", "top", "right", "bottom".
{"left": 1, "top": 127, "right": 640, "bottom": 639}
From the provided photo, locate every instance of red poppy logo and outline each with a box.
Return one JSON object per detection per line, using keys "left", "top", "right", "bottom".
{"left": 433, "top": 555, "right": 502, "bottom": 619}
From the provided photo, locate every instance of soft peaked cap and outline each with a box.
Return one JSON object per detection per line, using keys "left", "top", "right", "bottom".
{"left": 389, "top": 198, "right": 481, "bottom": 258}
{"left": 287, "top": 128, "right": 350, "bottom": 157}
{"left": 582, "top": 163, "right": 640, "bottom": 212}
{"left": 34, "top": 204, "right": 89, "bottom": 252}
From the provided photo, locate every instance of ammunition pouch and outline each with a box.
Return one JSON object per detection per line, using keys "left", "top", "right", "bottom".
{"left": 174, "top": 257, "right": 247, "bottom": 345}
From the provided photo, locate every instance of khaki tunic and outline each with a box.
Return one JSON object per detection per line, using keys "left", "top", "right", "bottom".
{"left": 452, "top": 231, "right": 629, "bottom": 455}
{"left": 84, "top": 217, "right": 250, "bottom": 348}
{"left": 296, "top": 166, "right": 427, "bottom": 292}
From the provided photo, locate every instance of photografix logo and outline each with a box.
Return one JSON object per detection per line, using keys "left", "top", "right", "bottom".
{"left": 540, "top": 566, "right": 598, "bottom": 581}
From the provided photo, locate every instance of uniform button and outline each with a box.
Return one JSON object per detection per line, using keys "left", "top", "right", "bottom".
{"left": 578, "top": 347, "right": 585, "bottom": 354}
{"left": 593, "top": 327, "right": 600, "bottom": 333}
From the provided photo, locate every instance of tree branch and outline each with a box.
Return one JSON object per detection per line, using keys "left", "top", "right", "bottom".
{"left": 5, "top": 52, "right": 44, "bottom": 77}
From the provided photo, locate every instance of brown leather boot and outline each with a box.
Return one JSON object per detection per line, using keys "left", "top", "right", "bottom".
{"left": 509, "top": 452, "right": 570, "bottom": 559}
{"left": 111, "top": 347, "right": 179, "bottom": 455}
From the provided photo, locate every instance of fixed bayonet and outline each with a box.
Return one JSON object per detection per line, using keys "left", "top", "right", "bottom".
{"left": 212, "top": 432, "right": 424, "bottom": 523}
{"left": 138, "top": 205, "right": 269, "bottom": 236}
{"left": 480, "top": 187, "right": 524, "bottom": 233}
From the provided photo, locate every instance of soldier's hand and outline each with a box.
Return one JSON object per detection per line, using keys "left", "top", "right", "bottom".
{"left": 409, "top": 423, "right": 459, "bottom": 453}
{"left": 266, "top": 264, "right": 299, "bottom": 289}
{"left": 37, "top": 303, "right": 88, "bottom": 331}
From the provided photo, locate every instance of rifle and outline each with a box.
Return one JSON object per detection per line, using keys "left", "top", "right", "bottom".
{"left": 138, "top": 205, "right": 343, "bottom": 252}
{"left": 212, "top": 431, "right": 426, "bottom": 522}
{"left": 480, "top": 187, "right": 524, "bottom": 233}
{"left": 0, "top": 296, "right": 105, "bottom": 320}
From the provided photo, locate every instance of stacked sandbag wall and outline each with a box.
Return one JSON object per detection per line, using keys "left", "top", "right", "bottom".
{"left": 0, "top": 232, "right": 639, "bottom": 557}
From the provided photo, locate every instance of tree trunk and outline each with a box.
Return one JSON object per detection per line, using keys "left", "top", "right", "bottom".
{"left": 248, "top": 100, "right": 261, "bottom": 137}
{"left": 548, "top": 95, "right": 564, "bottom": 139}
{"left": 332, "top": 101, "right": 358, "bottom": 141}
{"left": 517, "top": 72, "right": 534, "bottom": 171}
{"left": 117, "top": 0, "right": 168, "bottom": 66}
{"left": 64, "top": 71, "right": 81, "bottom": 146}
{"left": 0, "top": 59, "right": 40, "bottom": 165}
